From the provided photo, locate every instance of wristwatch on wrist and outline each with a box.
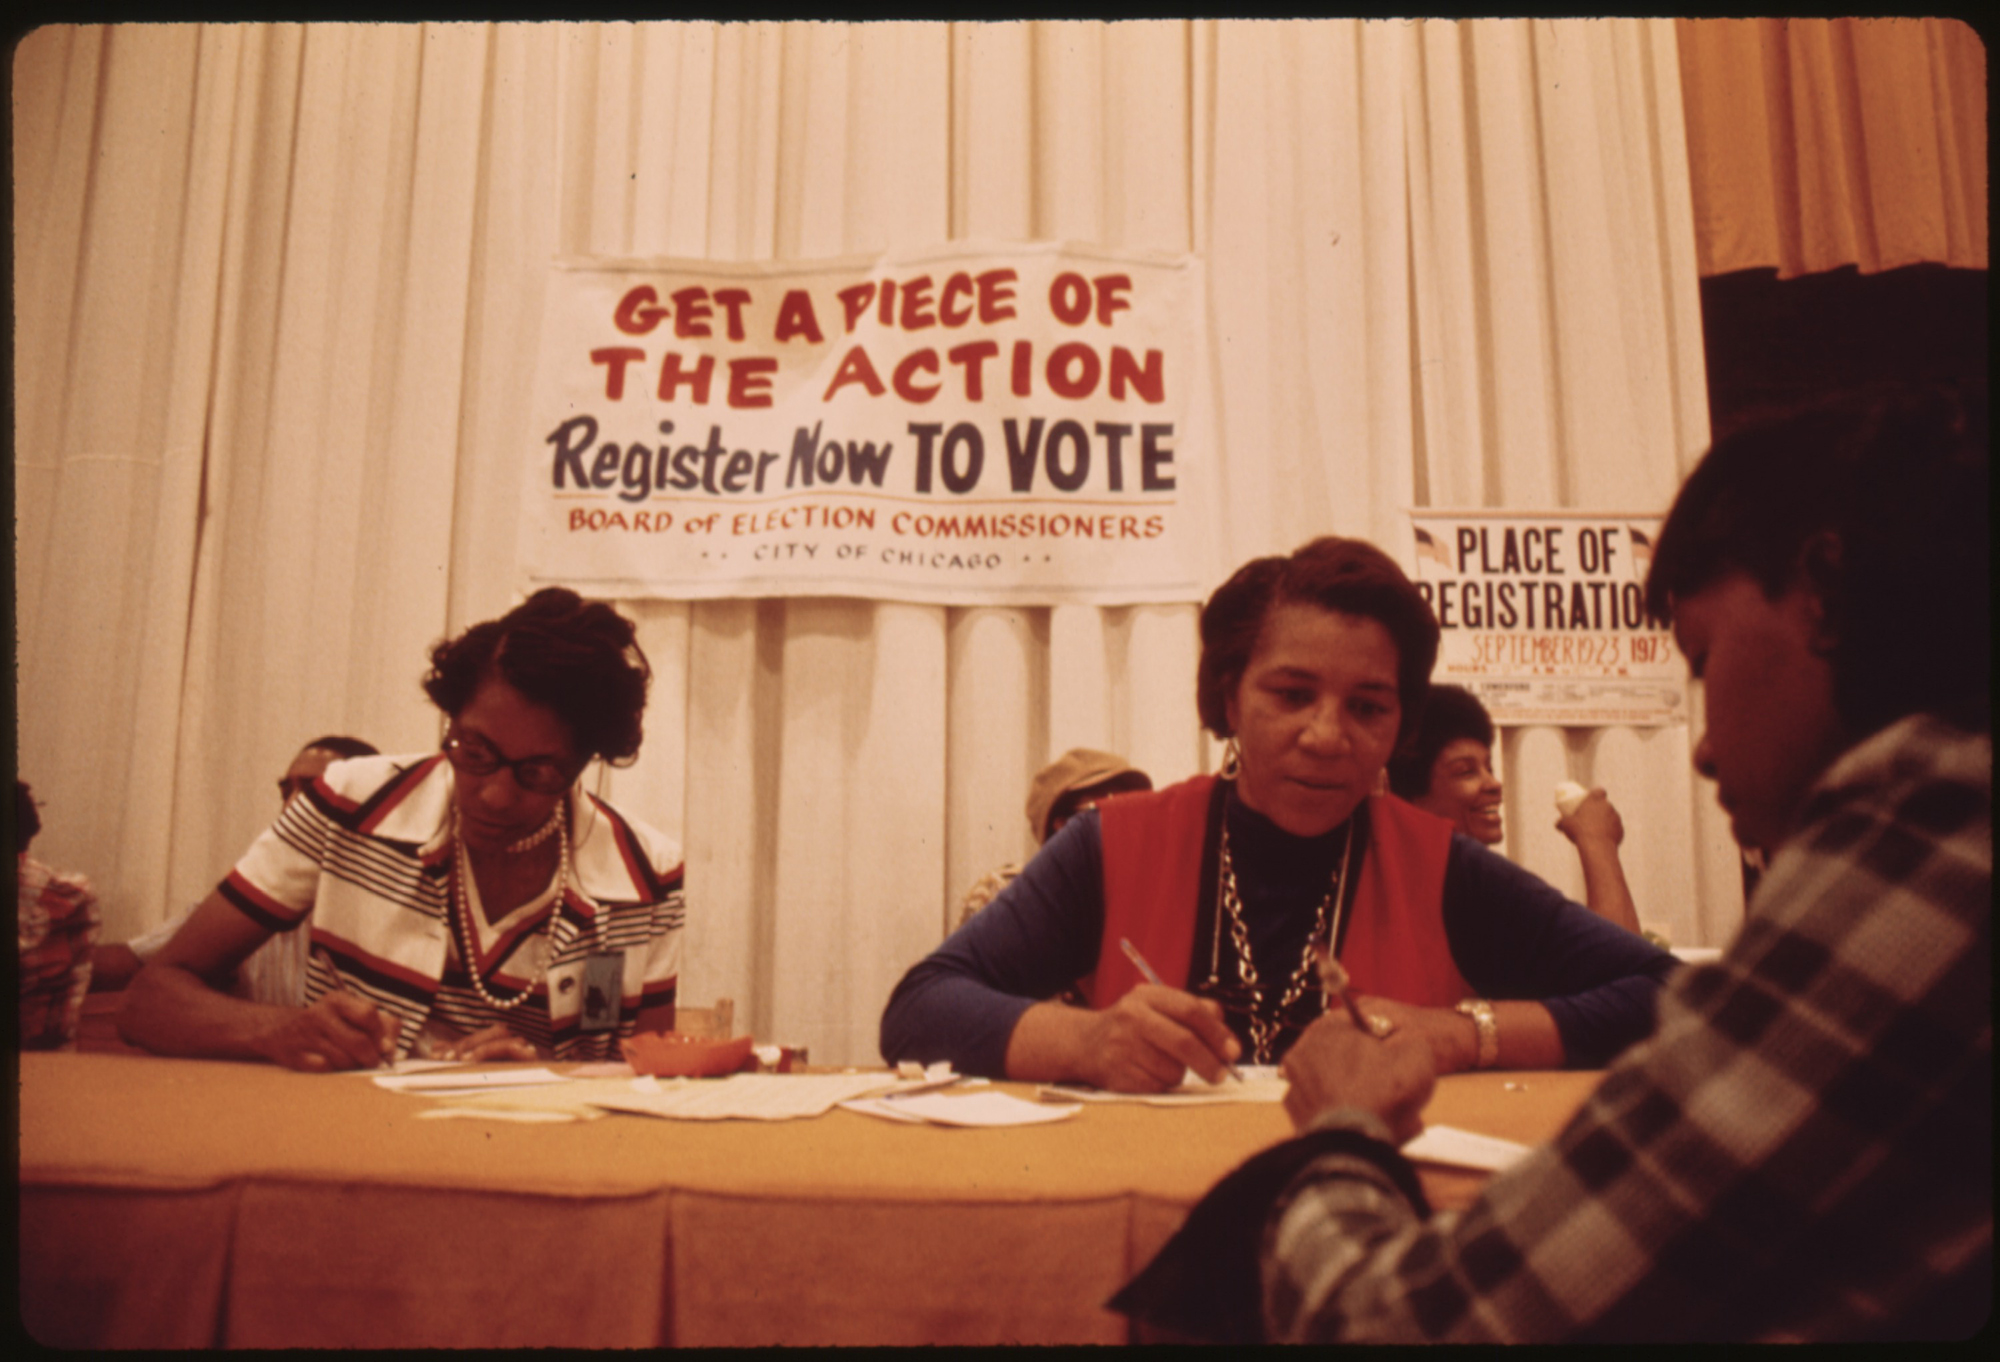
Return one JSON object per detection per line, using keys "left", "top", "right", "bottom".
{"left": 1454, "top": 998, "right": 1499, "bottom": 1070}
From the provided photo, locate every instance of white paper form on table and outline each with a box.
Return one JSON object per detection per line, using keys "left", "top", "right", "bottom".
{"left": 586, "top": 1071, "right": 905, "bottom": 1121}
{"left": 841, "top": 1090, "right": 1081, "bottom": 1127}
{"left": 1035, "top": 1064, "right": 1287, "bottom": 1105}
{"left": 1399, "top": 1124, "right": 1533, "bottom": 1172}
{"left": 372, "top": 1066, "right": 573, "bottom": 1095}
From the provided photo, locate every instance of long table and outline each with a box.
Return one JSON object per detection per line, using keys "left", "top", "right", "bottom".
{"left": 18, "top": 1051, "right": 1598, "bottom": 1347}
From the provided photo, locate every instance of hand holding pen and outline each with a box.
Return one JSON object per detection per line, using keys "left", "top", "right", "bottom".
{"left": 1120, "top": 937, "right": 1245, "bottom": 1082}
{"left": 1315, "top": 943, "right": 1395, "bottom": 1039}
{"left": 264, "top": 946, "right": 399, "bottom": 1071}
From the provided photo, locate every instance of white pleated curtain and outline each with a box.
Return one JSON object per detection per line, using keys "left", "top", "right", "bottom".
{"left": 14, "top": 20, "right": 1728, "bottom": 1067}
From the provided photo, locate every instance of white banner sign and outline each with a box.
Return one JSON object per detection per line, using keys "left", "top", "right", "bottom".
{"left": 1406, "top": 511, "right": 1685, "bottom": 726}
{"left": 521, "top": 242, "right": 1211, "bottom": 606}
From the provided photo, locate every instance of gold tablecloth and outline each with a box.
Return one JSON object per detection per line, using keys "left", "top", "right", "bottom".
{"left": 18, "top": 1051, "right": 1597, "bottom": 1346}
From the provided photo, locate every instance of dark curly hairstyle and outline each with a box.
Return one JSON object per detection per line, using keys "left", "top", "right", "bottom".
{"left": 1645, "top": 383, "right": 1989, "bottom": 738}
{"left": 1197, "top": 536, "right": 1440, "bottom": 753}
{"left": 1385, "top": 684, "right": 1495, "bottom": 800}
{"left": 422, "top": 588, "right": 652, "bottom": 765}
{"left": 298, "top": 735, "right": 379, "bottom": 761}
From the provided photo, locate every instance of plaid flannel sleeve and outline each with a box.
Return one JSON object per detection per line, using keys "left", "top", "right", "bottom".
{"left": 1261, "top": 717, "right": 1991, "bottom": 1343}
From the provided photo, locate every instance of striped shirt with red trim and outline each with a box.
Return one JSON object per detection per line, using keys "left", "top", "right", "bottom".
{"left": 219, "top": 753, "right": 685, "bottom": 1062}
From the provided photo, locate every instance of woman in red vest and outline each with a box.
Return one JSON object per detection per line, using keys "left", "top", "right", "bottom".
{"left": 881, "top": 537, "right": 1675, "bottom": 1092}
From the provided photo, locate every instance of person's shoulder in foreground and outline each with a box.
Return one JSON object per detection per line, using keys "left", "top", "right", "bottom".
{"left": 1263, "top": 713, "right": 1989, "bottom": 1342}
{"left": 1114, "top": 383, "right": 1990, "bottom": 1342}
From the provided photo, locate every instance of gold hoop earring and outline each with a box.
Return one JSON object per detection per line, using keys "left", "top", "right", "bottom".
{"left": 1219, "top": 737, "right": 1242, "bottom": 780}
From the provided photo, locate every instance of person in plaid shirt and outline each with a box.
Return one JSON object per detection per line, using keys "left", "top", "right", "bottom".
{"left": 16, "top": 781, "right": 102, "bottom": 1050}
{"left": 1113, "top": 384, "right": 1989, "bottom": 1342}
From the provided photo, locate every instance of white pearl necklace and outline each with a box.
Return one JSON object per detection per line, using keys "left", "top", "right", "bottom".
{"left": 508, "top": 804, "right": 564, "bottom": 853}
{"left": 449, "top": 797, "right": 570, "bottom": 1013}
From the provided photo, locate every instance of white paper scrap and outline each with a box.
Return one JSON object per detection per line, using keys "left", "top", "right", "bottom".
{"left": 421, "top": 1077, "right": 687, "bottom": 1121}
{"left": 585, "top": 1071, "right": 900, "bottom": 1121}
{"left": 843, "top": 1091, "right": 1080, "bottom": 1127}
{"left": 344, "top": 1058, "right": 467, "bottom": 1077}
{"left": 415, "top": 1106, "right": 601, "bottom": 1124}
{"left": 1036, "top": 1065, "right": 1286, "bottom": 1105}
{"left": 372, "top": 1066, "right": 571, "bottom": 1095}
{"left": 1400, "top": 1124, "right": 1533, "bottom": 1172}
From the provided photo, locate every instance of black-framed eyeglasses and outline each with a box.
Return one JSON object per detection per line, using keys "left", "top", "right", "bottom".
{"left": 441, "top": 732, "right": 578, "bottom": 796}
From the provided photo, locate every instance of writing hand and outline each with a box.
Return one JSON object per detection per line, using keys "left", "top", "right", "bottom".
{"left": 261, "top": 992, "right": 397, "bottom": 1072}
{"left": 1279, "top": 1011, "right": 1435, "bottom": 1142}
{"left": 431, "top": 1022, "right": 542, "bottom": 1064}
{"left": 1080, "top": 984, "right": 1242, "bottom": 1092}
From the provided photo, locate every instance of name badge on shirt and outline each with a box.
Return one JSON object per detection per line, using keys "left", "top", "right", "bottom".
{"left": 580, "top": 950, "right": 625, "bottom": 1032}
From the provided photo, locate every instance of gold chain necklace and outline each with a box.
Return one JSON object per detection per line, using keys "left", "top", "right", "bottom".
{"left": 1215, "top": 818, "right": 1355, "bottom": 1063}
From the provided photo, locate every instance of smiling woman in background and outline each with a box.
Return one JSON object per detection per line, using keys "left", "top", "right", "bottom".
{"left": 880, "top": 537, "right": 1674, "bottom": 1092}
{"left": 119, "top": 588, "right": 686, "bottom": 1070}
{"left": 1388, "top": 684, "right": 1643, "bottom": 935}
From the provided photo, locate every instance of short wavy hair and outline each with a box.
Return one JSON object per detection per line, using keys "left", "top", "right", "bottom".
{"left": 1385, "top": 684, "right": 1494, "bottom": 800}
{"left": 298, "top": 735, "right": 379, "bottom": 761}
{"left": 422, "top": 588, "right": 652, "bottom": 765}
{"left": 1196, "top": 536, "right": 1440, "bottom": 753}
{"left": 1645, "top": 383, "right": 1989, "bottom": 738}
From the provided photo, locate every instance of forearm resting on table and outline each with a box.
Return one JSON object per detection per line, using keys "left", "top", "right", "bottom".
{"left": 1414, "top": 999, "right": 1564, "bottom": 1073}
{"left": 118, "top": 956, "right": 296, "bottom": 1061}
{"left": 1481, "top": 1000, "right": 1564, "bottom": 1071}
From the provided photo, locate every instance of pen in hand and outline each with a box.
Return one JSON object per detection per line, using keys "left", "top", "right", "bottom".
{"left": 314, "top": 944, "right": 396, "bottom": 1065}
{"left": 1119, "top": 936, "right": 1245, "bottom": 1082}
{"left": 1316, "top": 943, "right": 1394, "bottom": 1040}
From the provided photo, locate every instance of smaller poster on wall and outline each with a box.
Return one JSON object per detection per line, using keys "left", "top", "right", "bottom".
{"left": 1406, "top": 511, "right": 1685, "bottom": 726}
{"left": 520, "top": 241, "right": 1212, "bottom": 607}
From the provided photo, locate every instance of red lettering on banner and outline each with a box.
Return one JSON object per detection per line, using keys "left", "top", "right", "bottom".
{"left": 1046, "top": 343, "right": 1100, "bottom": 399}
{"left": 774, "top": 290, "right": 825, "bottom": 344}
{"left": 1049, "top": 273, "right": 1092, "bottom": 326}
{"left": 824, "top": 346, "right": 887, "bottom": 400}
{"left": 728, "top": 357, "right": 779, "bottom": 409}
{"left": 899, "top": 275, "right": 936, "bottom": 330}
{"left": 939, "top": 273, "right": 975, "bottom": 327}
{"left": 976, "top": 269, "right": 1018, "bottom": 324}
{"left": 613, "top": 286, "right": 668, "bottom": 335}
{"left": 591, "top": 347, "right": 646, "bottom": 399}
{"left": 671, "top": 287, "right": 713, "bottom": 339}
{"left": 837, "top": 283, "right": 875, "bottom": 334}
{"left": 1109, "top": 349, "right": 1164, "bottom": 403}
{"left": 892, "top": 351, "right": 940, "bottom": 403}
{"left": 947, "top": 341, "right": 998, "bottom": 400}
{"left": 657, "top": 353, "right": 715, "bottom": 403}
{"left": 1094, "top": 274, "right": 1132, "bottom": 325}
{"left": 713, "top": 288, "right": 752, "bottom": 342}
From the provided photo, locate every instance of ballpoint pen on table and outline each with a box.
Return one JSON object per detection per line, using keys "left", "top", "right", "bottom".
{"left": 1118, "top": 936, "right": 1245, "bottom": 1082}
{"left": 1315, "top": 943, "right": 1395, "bottom": 1039}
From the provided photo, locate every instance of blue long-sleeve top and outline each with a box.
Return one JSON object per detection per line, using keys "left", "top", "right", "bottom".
{"left": 881, "top": 787, "right": 1678, "bottom": 1076}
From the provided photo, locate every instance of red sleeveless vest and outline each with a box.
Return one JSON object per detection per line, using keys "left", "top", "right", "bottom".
{"left": 1084, "top": 775, "right": 1470, "bottom": 1009}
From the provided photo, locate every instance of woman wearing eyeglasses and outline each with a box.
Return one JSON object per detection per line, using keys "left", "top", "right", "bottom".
{"left": 119, "top": 589, "right": 685, "bottom": 1071}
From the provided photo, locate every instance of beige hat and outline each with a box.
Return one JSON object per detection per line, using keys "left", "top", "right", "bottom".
{"left": 1026, "top": 748, "right": 1153, "bottom": 844}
